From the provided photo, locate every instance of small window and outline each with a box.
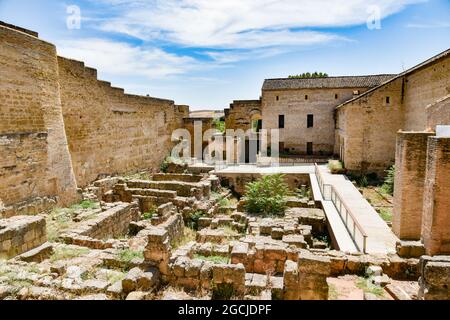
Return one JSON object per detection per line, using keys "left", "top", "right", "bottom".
{"left": 278, "top": 115, "right": 285, "bottom": 129}
{"left": 307, "top": 142, "right": 313, "bottom": 155}
{"left": 305, "top": 95, "right": 309, "bottom": 100}
{"left": 386, "top": 97, "right": 391, "bottom": 104}
{"left": 276, "top": 96, "right": 279, "bottom": 101}
{"left": 335, "top": 94, "right": 339, "bottom": 99}
{"left": 307, "top": 114, "right": 314, "bottom": 128}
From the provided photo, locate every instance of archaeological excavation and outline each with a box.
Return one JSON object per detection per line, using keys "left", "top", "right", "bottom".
{"left": 0, "top": 18, "right": 449, "bottom": 302}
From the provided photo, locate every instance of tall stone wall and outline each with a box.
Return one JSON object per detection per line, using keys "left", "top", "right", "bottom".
{"left": 336, "top": 52, "right": 450, "bottom": 174}
{"left": 393, "top": 132, "right": 434, "bottom": 240}
{"left": 262, "top": 88, "right": 369, "bottom": 156}
{"left": 57, "top": 57, "right": 187, "bottom": 187}
{"left": 422, "top": 137, "right": 450, "bottom": 255}
{"left": 403, "top": 59, "right": 450, "bottom": 131}
{"left": 335, "top": 78, "right": 404, "bottom": 174}
{"left": 0, "top": 23, "right": 189, "bottom": 216}
{"left": 0, "top": 24, "right": 78, "bottom": 213}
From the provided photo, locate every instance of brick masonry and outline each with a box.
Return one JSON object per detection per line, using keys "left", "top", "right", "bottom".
{"left": 393, "top": 131, "right": 434, "bottom": 240}
{"left": 0, "top": 215, "right": 47, "bottom": 259}
{"left": 422, "top": 137, "right": 450, "bottom": 255}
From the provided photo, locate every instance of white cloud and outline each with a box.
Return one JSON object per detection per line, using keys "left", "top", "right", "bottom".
{"left": 56, "top": 38, "right": 198, "bottom": 78}
{"left": 95, "top": 0, "right": 424, "bottom": 49}
{"left": 406, "top": 21, "right": 450, "bottom": 28}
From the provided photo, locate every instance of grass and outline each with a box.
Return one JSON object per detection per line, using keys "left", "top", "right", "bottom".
{"left": 356, "top": 277, "right": 385, "bottom": 297}
{"left": 171, "top": 227, "right": 197, "bottom": 249}
{"left": 143, "top": 205, "right": 158, "bottom": 220}
{"left": 212, "top": 283, "right": 236, "bottom": 300}
{"left": 50, "top": 246, "right": 90, "bottom": 262}
{"left": 194, "top": 254, "right": 229, "bottom": 264}
{"left": 123, "top": 172, "right": 152, "bottom": 181}
{"left": 377, "top": 208, "right": 393, "bottom": 222}
{"left": 117, "top": 249, "right": 144, "bottom": 263}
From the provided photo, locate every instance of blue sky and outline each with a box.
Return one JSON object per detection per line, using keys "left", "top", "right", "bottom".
{"left": 0, "top": 0, "right": 449, "bottom": 110}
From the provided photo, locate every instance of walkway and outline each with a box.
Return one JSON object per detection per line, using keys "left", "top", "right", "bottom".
{"left": 309, "top": 173, "right": 358, "bottom": 253}
{"left": 315, "top": 165, "right": 398, "bottom": 254}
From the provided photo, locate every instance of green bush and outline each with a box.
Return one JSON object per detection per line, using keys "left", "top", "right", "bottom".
{"left": 186, "top": 211, "right": 206, "bottom": 231}
{"left": 213, "top": 118, "right": 225, "bottom": 133}
{"left": 381, "top": 165, "right": 395, "bottom": 195}
{"left": 243, "top": 174, "right": 289, "bottom": 216}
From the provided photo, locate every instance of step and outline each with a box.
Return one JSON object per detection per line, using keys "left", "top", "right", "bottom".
{"left": 127, "top": 188, "right": 177, "bottom": 198}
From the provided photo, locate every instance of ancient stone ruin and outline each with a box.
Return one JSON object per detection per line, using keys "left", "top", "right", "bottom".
{"left": 0, "top": 22, "right": 449, "bottom": 301}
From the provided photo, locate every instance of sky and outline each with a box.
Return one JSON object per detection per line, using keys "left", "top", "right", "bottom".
{"left": 0, "top": 0, "right": 449, "bottom": 110}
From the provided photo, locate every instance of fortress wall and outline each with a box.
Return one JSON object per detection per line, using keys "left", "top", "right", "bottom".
{"left": 0, "top": 23, "right": 188, "bottom": 216}
{"left": 0, "top": 24, "right": 78, "bottom": 212}
{"left": 57, "top": 57, "right": 186, "bottom": 187}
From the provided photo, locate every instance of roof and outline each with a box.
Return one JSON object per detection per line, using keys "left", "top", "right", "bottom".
{"left": 336, "top": 48, "right": 450, "bottom": 110}
{"left": 262, "top": 74, "right": 395, "bottom": 91}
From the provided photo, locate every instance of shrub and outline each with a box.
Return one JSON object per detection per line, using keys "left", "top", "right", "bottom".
{"left": 328, "top": 160, "right": 346, "bottom": 174}
{"left": 160, "top": 157, "right": 170, "bottom": 173}
{"left": 186, "top": 211, "right": 206, "bottom": 231}
{"left": 381, "top": 165, "right": 395, "bottom": 195}
{"left": 243, "top": 174, "right": 289, "bottom": 216}
{"left": 213, "top": 118, "right": 225, "bottom": 133}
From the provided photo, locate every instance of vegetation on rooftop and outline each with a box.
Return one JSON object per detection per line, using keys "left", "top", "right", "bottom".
{"left": 288, "top": 72, "right": 329, "bottom": 79}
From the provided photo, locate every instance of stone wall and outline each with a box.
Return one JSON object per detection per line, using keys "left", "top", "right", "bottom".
{"left": 61, "top": 202, "right": 140, "bottom": 249}
{"left": 58, "top": 57, "right": 186, "bottom": 187}
{"left": 335, "top": 78, "right": 404, "bottom": 174}
{"left": 0, "top": 215, "right": 47, "bottom": 259}
{"left": 422, "top": 137, "right": 450, "bottom": 255}
{"left": 418, "top": 255, "right": 450, "bottom": 300}
{"left": 427, "top": 95, "right": 450, "bottom": 131}
{"left": 0, "top": 24, "right": 79, "bottom": 212}
{"left": 403, "top": 58, "right": 450, "bottom": 131}
{"left": 225, "top": 100, "right": 262, "bottom": 132}
{"left": 393, "top": 132, "right": 434, "bottom": 240}
{"left": 262, "top": 88, "right": 370, "bottom": 156}
{"left": 336, "top": 51, "right": 450, "bottom": 174}
{"left": 0, "top": 23, "right": 189, "bottom": 216}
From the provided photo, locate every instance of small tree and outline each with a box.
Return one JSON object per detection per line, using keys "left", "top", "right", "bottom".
{"left": 381, "top": 165, "right": 395, "bottom": 195}
{"left": 243, "top": 174, "right": 289, "bottom": 216}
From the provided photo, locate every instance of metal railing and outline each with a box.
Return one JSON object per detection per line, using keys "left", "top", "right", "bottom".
{"left": 314, "top": 164, "right": 368, "bottom": 253}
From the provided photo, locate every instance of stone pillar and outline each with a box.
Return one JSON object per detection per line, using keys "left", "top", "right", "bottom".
{"left": 297, "top": 251, "right": 331, "bottom": 300}
{"left": 393, "top": 131, "right": 434, "bottom": 240}
{"left": 421, "top": 137, "right": 450, "bottom": 255}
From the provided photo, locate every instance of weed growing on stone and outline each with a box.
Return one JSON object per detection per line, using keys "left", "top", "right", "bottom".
{"left": 193, "top": 254, "right": 229, "bottom": 264}
{"left": 356, "top": 277, "right": 385, "bottom": 297}
{"left": 171, "top": 227, "right": 196, "bottom": 249}
{"left": 50, "top": 246, "right": 90, "bottom": 262}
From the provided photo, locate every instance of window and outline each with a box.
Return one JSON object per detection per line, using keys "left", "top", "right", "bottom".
{"left": 307, "top": 142, "right": 313, "bottom": 155}
{"left": 386, "top": 96, "right": 391, "bottom": 104}
{"left": 307, "top": 114, "right": 314, "bottom": 128}
{"left": 335, "top": 94, "right": 339, "bottom": 99}
{"left": 278, "top": 115, "right": 285, "bottom": 129}
{"left": 276, "top": 95, "right": 279, "bottom": 101}
{"left": 305, "top": 95, "right": 309, "bottom": 100}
